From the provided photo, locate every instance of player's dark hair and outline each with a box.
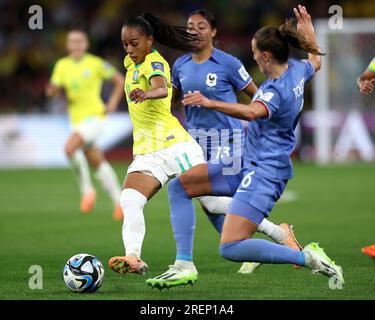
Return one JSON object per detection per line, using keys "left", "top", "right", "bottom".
{"left": 188, "top": 9, "right": 217, "bottom": 30}
{"left": 188, "top": 9, "right": 219, "bottom": 47}
{"left": 254, "top": 19, "right": 324, "bottom": 64}
{"left": 123, "top": 13, "right": 200, "bottom": 52}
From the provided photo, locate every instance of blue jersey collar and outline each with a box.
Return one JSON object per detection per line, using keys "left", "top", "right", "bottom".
{"left": 187, "top": 48, "right": 222, "bottom": 65}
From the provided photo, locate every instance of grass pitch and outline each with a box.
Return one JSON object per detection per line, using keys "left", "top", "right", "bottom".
{"left": 0, "top": 163, "right": 375, "bottom": 300}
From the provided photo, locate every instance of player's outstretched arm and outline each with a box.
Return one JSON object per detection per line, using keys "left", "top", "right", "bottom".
{"left": 294, "top": 5, "right": 321, "bottom": 72}
{"left": 181, "top": 92, "right": 268, "bottom": 121}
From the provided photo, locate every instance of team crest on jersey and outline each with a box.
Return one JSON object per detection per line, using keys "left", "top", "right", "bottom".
{"left": 82, "top": 69, "right": 91, "bottom": 77}
{"left": 133, "top": 70, "right": 139, "bottom": 82}
{"left": 151, "top": 62, "right": 164, "bottom": 72}
{"left": 206, "top": 73, "right": 217, "bottom": 87}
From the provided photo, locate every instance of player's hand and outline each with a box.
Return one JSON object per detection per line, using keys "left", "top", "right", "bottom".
{"left": 181, "top": 92, "right": 213, "bottom": 108}
{"left": 45, "top": 83, "right": 61, "bottom": 97}
{"left": 293, "top": 5, "right": 315, "bottom": 41}
{"left": 129, "top": 88, "right": 149, "bottom": 103}
{"left": 358, "top": 79, "right": 375, "bottom": 95}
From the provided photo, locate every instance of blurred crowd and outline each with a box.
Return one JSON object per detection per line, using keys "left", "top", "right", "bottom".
{"left": 0, "top": 0, "right": 374, "bottom": 113}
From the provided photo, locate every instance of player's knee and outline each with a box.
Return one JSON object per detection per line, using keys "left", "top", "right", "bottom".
{"left": 219, "top": 242, "right": 239, "bottom": 261}
{"left": 64, "top": 144, "right": 76, "bottom": 158}
{"left": 179, "top": 174, "right": 197, "bottom": 196}
{"left": 86, "top": 152, "right": 102, "bottom": 168}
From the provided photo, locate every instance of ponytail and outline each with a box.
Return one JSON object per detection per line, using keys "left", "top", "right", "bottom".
{"left": 123, "top": 13, "right": 200, "bottom": 53}
{"left": 254, "top": 19, "right": 324, "bottom": 64}
{"left": 278, "top": 19, "right": 323, "bottom": 56}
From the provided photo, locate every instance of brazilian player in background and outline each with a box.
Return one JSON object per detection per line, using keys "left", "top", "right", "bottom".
{"left": 46, "top": 29, "right": 125, "bottom": 220}
{"left": 357, "top": 57, "right": 375, "bottom": 258}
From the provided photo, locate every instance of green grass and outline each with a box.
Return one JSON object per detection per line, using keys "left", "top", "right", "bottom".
{"left": 1, "top": 163, "right": 375, "bottom": 300}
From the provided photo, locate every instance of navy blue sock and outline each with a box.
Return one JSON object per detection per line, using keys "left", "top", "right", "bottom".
{"left": 206, "top": 213, "right": 225, "bottom": 234}
{"left": 220, "top": 239, "right": 306, "bottom": 265}
{"left": 168, "top": 178, "right": 196, "bottom": 262}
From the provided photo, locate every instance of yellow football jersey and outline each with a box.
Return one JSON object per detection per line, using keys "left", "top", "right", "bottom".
{"left": 51, "top": 53, "right": 116, "bottom": 125}
{"left": 368, "top": 57, "right": 375, "bottom": 73}
{"left": 124, "top": 50, "right": 191, "bottom": 155}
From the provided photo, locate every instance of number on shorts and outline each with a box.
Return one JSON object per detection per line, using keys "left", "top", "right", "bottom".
{"left": 241, "top": 171, "right": 255, "bottom": 188}
{"left": 175, "top": 153, "right": 193, "bottom": 173}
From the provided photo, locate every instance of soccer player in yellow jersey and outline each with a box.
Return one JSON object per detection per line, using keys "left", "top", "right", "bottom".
{"left": 357, "top": 57, "right": 375, "bottom": 258}
{"left": 46, "top": 29, "right": 125, "bottom": 220}
{"left": 357, "top": 57, "right": 375, "bottom": 95}
{"left": 108, "top": 13, "right": 209, "bottom": 275}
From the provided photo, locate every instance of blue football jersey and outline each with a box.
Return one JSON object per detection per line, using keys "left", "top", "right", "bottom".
{"left": 244, "top": 59, "right": 315, "bottom": 179}
{"left": 172, "top": 49, "right": 252, "bottom": 153}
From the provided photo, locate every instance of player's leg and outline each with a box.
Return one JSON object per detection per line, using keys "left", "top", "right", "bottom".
{"left": 197, "top": 138, "right": 300, "bottom": 248}
{"left": 198, "top": 194, "right": 302, "bottom": 273}
{"left": 146, "top": 156, "right": 247, "bottom": 289}
{"left": 220, "top": 212, "right": 344, "bottom": 284}
{"left": 146, "top": 163, "right": 210, "bottom": 289}
{"left": 84, "top": 146, "right": 122, "bottom": 220}
{"left": 219, "top": 175, "right": 344, "bottom": 284}
{"left": 197, "top": 195, "right": 299, "bottom": 245}
{"left": 64, "top": 132, "right": 95, "bottom": 213}
{"left": 109, "top": 171, "right": 162, "bottom": 275}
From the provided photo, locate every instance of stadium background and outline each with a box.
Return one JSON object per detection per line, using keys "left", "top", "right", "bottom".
{"left": 0, "top": 0, "right": 375, "bottom": 300}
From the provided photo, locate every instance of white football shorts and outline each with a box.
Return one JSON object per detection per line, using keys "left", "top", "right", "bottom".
{"left": 127, "top": 139, "right": 205, "bottom": 186}
{"left": 72, "top": 116, "right": 104, "bottom": 147}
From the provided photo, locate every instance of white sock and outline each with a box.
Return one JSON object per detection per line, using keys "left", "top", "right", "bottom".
{"left": 174, "top": 260, "right": 196, "bottom": 271}
{"left": 69, "top": 150, "right": 93, "bottom": 195}
{"left": 121, "top": 188, "right": 147, "bottom": 258}
{"left": 303, "top": 251, "right": 314, "bottom": 269}
{"left": 198, "top": 196, "right": 285, "bottom": 244}
{"left": 95, "top": 161, "right": 122, "bottom": 205}
{"left": 197, "top": 196, "right": 231, "bottom": 214}
{"left": 257, "top": 219, "right": 285, "bottom": 244}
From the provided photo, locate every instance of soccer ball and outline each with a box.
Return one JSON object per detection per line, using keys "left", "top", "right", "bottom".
{"left": 63, "top": 253, "right": 105, "bottom": 293}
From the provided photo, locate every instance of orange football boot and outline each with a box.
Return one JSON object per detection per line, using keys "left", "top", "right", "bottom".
{"left": 279, "top": 223, "right": 303, "bottom": 269}
{"left": 80, "top": 189, "right": 96, "bottom": 213}
{"left": 112, "top": 204, "right": 123, "bottom": 221}
{"left": 109, "top": 256, "right": 149, "bottom": 275}
{"left": 362, "top": 244, "right": 375, "bottom": 259}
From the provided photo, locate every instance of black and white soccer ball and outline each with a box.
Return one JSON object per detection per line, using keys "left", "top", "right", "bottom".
{"left": 63, "top": 253, "right": 105, "bottom": 293}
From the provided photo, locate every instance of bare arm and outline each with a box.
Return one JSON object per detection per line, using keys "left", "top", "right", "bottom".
{"left": 181, "top": 92, "right": 268, "bottom": 121}
{"left": 129, "top": 75, "right": 168, "bottom": 103}
{"left": 294, "top": 5, "right": 321, "bottom": 72}
{"left": 105, "top": 72, "right": 125, "bottom": 113}
{"left": 357, "top": 68, "right": 375, "bottom": 95}
{"left": 241, "top": 81, "right": 258, "bottom": 98}
{"left": 171, "top": 87, "right": 182, "bottom": 109}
